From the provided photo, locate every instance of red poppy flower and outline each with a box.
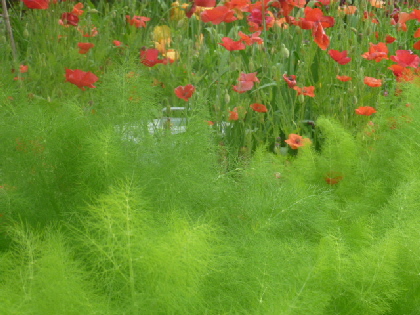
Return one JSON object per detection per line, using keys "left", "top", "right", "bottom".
{"left": 126, "top": 15, "right": 150, "bottom": 28}
{"left": 415, "top": 28, "right": 420, "bottom": 38}
{"left": 201, "top": 6, "right": 237, "bottom": 25}
{"left": 233, "top": 72, "right": 259, "bottom": 93}
{"left": 283, "top": 74, "right": 297, "bottom": 88}
{"left": 293, "top": 86, "right": 315, "bottom": 97}
{"left": 312, "top": 24, "right": 330, "bottom": 50}
{"left": 140, "top": 48, "right": 171, "bottom": 67}
{"left": 19, "top": 65, "right": 29, "bottom": 73}
{"left": 250, "top": 103, "right": 267, "bottom": 113}
{"left": 174, "top": 84, "right": 195, "bottom": 101}
{"left": 22, "top": 0, "right": 49, "bottom": 9}
{"left": 65, "top": 68, "right": 98, "bottom": 90}
{"left": 414, "top": 41, "right": 420, "bottom": 50}
{"left": 219, "top": 37, "right": 246, "bottom": 51}
{"left": 285, "top": 134, "right": 311, "bottom": 149}
{"left": 113, "top": 40, "right": 122, "bottom": 46}
{"left": 71, "top": 2, "right": 84, "bottom": 16}
{"left": 296, "top": 7, "right": 335, "bottom": 29}
{"left": 361, "top": 42, "right": 389, "bottom": 62}
{"left": 78, "top": 42, "right": 94, "bottom": 54}
{"left": 355, "top": 106, "right": 377, "bottom": 116}
{"left": 194, "top": 0, "right": 216, "bottom": 7}
{"left": 336, "top": 75, "right": 352, "bottom": 82}
{"left": 385, "top": 35, "right": 396, "bottom": 44}
{"left": 238, "top": 31, "right": 263, "bottom": 45}
{"left": 390, "top": 50, "right": 420, "bottom": 68}
{"left": 325, "top": 172, "right": 343, "bottom": 185}
{"left": 60, "top": 12, "right": 79, "bottom": 26}
{"left": 229, "top": 109, "right": 239, "bottom": 121}
{"left": 364, "top": 77, "right": 382, "bottom": 87}
{"left": 328, "top": 50, "right": 351, "bottom": 65}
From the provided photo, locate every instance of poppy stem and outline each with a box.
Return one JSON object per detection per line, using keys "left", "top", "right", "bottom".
{"left": 1, "top": 0, "right": 18, "bottom": 61}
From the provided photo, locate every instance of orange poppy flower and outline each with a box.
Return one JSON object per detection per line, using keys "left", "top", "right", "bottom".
{"left": 285, "top": 134, "right": 311, "bottom": 149}
{"left": 336, "top": 75, "right": 352, "bottom": 82}
{"left": 250, "top": 103, "right": 267, "bottom": 113}
{"left": 174, "top": 84, "right": 196, "bottom": 101}
{"left": 355, "top": 106, "right": 377, "bottom": 116}
{"left": 65, "top": 68, "right": 98, "bottom": 90}
{"left": 390, "top": 50, "right": 420, "bottom": 68}
{"left": 364, "top": 77, "right": 382, "bottom": 87}
{"left": 201, "top": 6, "right": 237, "bottom": 25}
{"left": 328, "top": 49, "right": 351, "bottom": 65}
{"left": 22, "top": 0, "right": 49, "bottom": 9}
{"left": 293, "top": 86, "right": 315, "bottom": 97}
{"left": 415, "top": 28, "right": 420, "bottom": 38}
{"left": 312, "top": 24, "right": 330, "bottom": 50}
{"left": 338, "top": 5, "right": 357, "bottom": 15}
{"left": 78, "top": 42, "right": 94, "bottom": 54}
{"left": 361, "top": 42, "right": 389, "bottom": 62}
{"left": 126, "top": 15, "right": 150, "bottom": 28}
{"left": 414, "top": 41, "right": 420, "bottom": 50}
{"left": 219, "top": 37, "right": 246, "bottom": 51}
{"left": 229, "top": 109, "right": 239, "bottom": 121}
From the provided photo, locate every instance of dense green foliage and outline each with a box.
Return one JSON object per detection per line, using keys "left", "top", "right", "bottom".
{"left": 2, "top": 0, "right": 420, "bottom": 314}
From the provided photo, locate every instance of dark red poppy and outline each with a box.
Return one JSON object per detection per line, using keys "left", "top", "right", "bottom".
{"left": 385, "top": 35, "right": 396, "bottom": 44}
{"left": 65, "top": 68, "right": 98, "bottom": 90}
{"left": 219, "top": 37, "right": 246, "bottom": 51}
{"left": 60, "top": 12, "right": 79, "bottom": 26}
{"left": 194, "top": 0, "right": 216, "bottom": 7}
{"left": 174, "top": 84, "right": 195, "bottom": 101}
{"left": 328, "top": 49, "right": 351, "bottom": 65}
{"left": 22, "top": 0, "right": 49, "bottom": 9}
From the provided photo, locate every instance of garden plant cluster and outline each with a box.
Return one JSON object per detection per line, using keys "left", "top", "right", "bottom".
{"left": 1, "top": 0, "right": 420, "bottom": 314}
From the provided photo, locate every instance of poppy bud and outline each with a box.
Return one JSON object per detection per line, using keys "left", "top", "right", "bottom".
{"left": 298, "top": 94, "right": 305, "bottom": 104}
{"left": 23, "top": 27, "right": 30, "bottom": 38}
{"left": 353, "top": 96, "right": 358, "bottom": 105}
{"left": 279, "top": 44, "right": 289, "bottom": 59}
{"left": 224, "top": 90, "right": 230, "bottom": 104}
